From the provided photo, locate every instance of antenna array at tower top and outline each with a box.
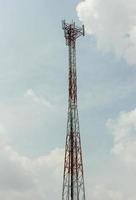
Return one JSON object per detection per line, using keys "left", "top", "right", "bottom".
{"left": 62, "top": 20, "right": 85, "bottom": 46}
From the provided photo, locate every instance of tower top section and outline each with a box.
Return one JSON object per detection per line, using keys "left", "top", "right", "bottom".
{"left": 62, "top": 20, "right": 85, "bottom": 46}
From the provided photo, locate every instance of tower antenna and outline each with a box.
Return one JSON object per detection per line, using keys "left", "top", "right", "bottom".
{"left": 62, "top": 20, "right": 86, "bottom": 200}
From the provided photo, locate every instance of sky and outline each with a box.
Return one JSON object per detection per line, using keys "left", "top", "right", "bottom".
{"left": 0, "top": 0, "right": 136, "bottom": 199}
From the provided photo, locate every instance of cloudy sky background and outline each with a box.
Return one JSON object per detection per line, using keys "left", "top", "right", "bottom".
{"left": 0, "top": 0, "right": 136, "bottom": 199}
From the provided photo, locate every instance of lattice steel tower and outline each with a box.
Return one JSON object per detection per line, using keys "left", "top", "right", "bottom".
{"left": 62, "top": 20, "right": 85, "bottom": 200}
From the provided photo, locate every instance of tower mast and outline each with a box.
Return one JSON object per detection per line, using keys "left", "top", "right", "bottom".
{"left": 62, "top": 20, "right": 85, "bottom": 200}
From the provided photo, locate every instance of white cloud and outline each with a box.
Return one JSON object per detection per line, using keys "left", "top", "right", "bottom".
{"left": 0, "top": 92, "right": 136, "bottom": 199}
{"left": 0, "top": 128, "right": 64, "bottom": 200}
{"left": 0, "top": 89, "right": 65, "bottom": 154}
{"left": 77, "top": 0, "right": 136, "bottom": 65}
{"left": 25, "top": 88, "right": 52, "bottom": 108}
{"left": 107, "top": 108, "right": 136, "bottom": 165}
{"left": 0, "top": 110, "right": 136, "bottom": 199}
{"left": 0, "top": 131, "right": 132, "bottom": 200}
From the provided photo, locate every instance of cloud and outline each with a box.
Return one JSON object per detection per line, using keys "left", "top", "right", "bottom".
{"left": 107, "top": 108, "right": 136, "bottom": 165}
{"left": 0, "top": 128, "right": 131, "bottom": 200}
{"left": 0, "top": 88, "right": 65, "bottom": 155}
{"left": 0, "top": 91, "right": 135, "bottom": 199}
{"left": 25, "top": 89, "right": 52, "bottom": 108}
{"left": 0, "top": 109, "right": 136, "bottom": 199}
{"left": 76, "top": 0, "right": 136, "bottom": 65}
{"left": 0, "top": 127, "right": 64, "bottom": 200}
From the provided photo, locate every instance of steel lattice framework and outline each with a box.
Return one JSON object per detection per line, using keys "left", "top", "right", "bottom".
{"left": 62, "top": 20, "right": 85, "bottom": 200}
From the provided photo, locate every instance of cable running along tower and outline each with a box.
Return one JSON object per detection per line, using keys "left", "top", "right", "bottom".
{"left": 62, "top": 20, "right": 85, "bottom": 200}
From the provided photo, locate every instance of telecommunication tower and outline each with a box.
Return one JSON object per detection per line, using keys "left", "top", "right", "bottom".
{"left": 62, "top": 20, "right": 86, "bottom": 200}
